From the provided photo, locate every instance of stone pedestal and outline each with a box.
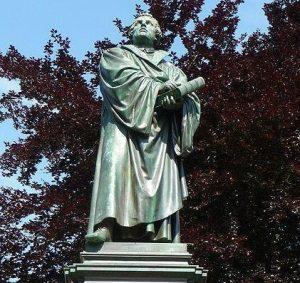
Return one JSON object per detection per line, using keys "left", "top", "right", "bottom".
{"left": 64, "top": 243, "right": 207, "bottom": 283}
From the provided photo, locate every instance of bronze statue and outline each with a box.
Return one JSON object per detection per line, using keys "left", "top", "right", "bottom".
{"left": 85, "top": 13, "right": 204, "bottom": 244}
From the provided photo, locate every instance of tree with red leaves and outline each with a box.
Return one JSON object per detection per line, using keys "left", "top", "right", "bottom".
{"left": 0, "top": 0, "right": 299, "bottom": 282}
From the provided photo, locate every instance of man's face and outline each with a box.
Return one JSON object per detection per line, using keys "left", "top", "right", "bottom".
{"left": 132, "top": 16, "right": 157, "bottom": 47}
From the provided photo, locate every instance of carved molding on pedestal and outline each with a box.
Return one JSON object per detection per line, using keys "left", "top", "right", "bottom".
{"left": 64, "top": 243, "right": 207, "bottom": 283}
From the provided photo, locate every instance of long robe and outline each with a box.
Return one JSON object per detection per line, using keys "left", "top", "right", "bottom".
{"left": 87, "top": 44, "right": 201, "bottom": 242}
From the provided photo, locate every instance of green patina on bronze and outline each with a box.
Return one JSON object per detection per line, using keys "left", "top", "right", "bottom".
{"left": 86, "top": 14, "right": 202, "bottom": 243}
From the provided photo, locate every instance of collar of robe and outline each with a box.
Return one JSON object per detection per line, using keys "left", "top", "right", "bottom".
{"left": 122, "top": 44, "right": 169, "bottom": 66}
{"left": 139, "top": 47, "right": 155, "bottom": 54}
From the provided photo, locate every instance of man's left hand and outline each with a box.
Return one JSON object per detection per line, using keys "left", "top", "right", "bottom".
{"left": 161, "top": 95, "right": 183, "bottom": 110}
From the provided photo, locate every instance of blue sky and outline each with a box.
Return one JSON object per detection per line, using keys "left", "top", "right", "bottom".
{"left": 0, "top": 0, "right": 272, "bottom": 189}
{"left": 0, "top": 0, "right": 272, "bottom": 59}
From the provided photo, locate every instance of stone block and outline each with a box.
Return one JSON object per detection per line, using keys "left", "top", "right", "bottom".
{"left": 64, "top": 243, "right": 207, "bottom": 283}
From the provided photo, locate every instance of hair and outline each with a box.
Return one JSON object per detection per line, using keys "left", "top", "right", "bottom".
{"left": 128, "top": 13, "right": 162, "bottom": 44}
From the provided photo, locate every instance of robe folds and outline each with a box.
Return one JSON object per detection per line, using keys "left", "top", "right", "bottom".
{"left": 87, "top": 44, "right": 201, "bottom": 242}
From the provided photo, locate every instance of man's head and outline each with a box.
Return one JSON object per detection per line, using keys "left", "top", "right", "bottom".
{"left": 128, "top": 13, "right": 162, "bottom": 48}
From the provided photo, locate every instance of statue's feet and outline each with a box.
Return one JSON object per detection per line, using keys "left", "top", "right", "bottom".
{"left": 85, "top": 227, "right": 112, "bottom": 244}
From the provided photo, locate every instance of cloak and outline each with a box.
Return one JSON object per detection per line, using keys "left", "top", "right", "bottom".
{"left": 87, "top": 45, "right": 201, "bottom": 242}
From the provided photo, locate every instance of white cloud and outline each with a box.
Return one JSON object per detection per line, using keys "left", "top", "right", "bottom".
{"left": 0, "top": 78, "right": 21, "bottom": 93}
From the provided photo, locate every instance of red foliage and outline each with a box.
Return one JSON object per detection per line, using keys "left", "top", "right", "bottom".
{"left": 0, "top": 1, "right": 299, "bottom": 282}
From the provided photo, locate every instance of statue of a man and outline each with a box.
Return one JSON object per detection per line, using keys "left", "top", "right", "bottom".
{"left": 85, "top": 13, "right": 201, "bottom": 244}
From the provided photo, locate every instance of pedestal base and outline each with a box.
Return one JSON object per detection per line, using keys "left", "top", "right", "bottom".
{"left": 64, "top": 243, "right": 207, "bottom": 283}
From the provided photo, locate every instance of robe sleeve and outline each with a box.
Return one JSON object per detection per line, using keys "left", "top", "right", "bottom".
{"left": 100, "top": 47, "right": 161, "bottom": 134}
{"left": 167, "top": 64, "right": 201, "bottom": 157}
{"left": 180, "top": 92, "right": 201, "bottom": 156}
